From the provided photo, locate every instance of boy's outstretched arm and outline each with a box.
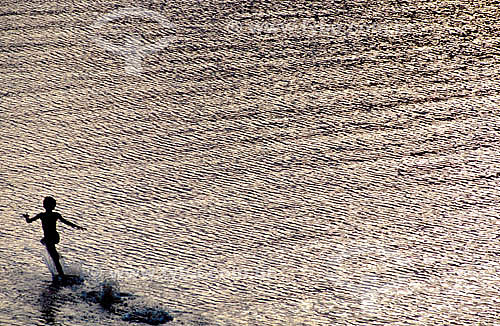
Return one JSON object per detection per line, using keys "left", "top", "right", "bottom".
{"left": 23, "top": 213, "right": 40, "bottom": 223}
{"left": 59, "top": 215, "right": 86, "bottom": 231}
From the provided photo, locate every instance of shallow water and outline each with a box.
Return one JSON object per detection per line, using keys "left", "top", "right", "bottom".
{"left": 1, "top": 0, "right": 500, "bottom": 325}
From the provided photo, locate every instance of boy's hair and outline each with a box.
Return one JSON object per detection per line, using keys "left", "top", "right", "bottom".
{"left": 43, "top": 196, "right": 57, "bottom": 210}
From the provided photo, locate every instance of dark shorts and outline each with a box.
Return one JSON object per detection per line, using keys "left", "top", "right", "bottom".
{"left": 41, "top": 232, "right": 60, "bottom": 245}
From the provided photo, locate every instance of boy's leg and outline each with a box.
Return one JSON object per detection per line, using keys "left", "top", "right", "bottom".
{"left": 46, "top": 244, "right": 65, "bottom": 276}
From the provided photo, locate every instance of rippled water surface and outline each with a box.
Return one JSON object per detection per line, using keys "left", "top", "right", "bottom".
{"left": 1, "top": 1, "right": 500, "bottom": 325}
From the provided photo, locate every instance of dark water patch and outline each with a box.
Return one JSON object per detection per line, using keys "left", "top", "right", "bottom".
{"left": 81, "top": 280, "right": 173, "bottom": 325}
{"left": 122, "top": 308, "right": 174, "bottom": 325}
{"left": 81, "top": 280, "right": 136, "bottom": 309}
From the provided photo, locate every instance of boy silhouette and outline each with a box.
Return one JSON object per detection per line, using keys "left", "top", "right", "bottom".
{"left": 23, "top": 196, "right": 85, "bottom": 277}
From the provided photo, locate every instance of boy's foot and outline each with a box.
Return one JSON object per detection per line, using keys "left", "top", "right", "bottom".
{"left": 53, "top": 274, "right": 83, "bottom": 285}
{"left": 53, "top": 274, "right": 66, "bottom": 282}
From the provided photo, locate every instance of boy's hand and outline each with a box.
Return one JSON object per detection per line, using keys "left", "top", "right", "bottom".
{"left": 76, "top": 226, "right": 86, "bottom": 231}
{"left": 22, "top": 213, "right": 29, "bottom": 221}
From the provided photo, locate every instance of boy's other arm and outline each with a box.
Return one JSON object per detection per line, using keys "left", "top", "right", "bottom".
{"left": 59, "top": 215, "right": 86, "bottom": 230}
{"left": 23, "top": 213, "right": 40, "bottom": 223}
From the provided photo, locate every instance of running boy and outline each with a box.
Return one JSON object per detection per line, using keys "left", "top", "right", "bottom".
{"left": 23, "top": 196, "right": 85, "bottom": 277}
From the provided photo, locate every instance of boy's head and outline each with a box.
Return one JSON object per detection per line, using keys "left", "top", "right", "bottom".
{"left": 43, "top": 196, "right": 56, "bottom": 211}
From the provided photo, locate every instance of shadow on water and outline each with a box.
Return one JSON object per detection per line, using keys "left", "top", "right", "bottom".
{"left": 39, "top": 283, "right": 63, "bottom": 326}
{"left": 36, "top": 276, "right": 174, "bottom": 325}
{"left": 37, "top": 275, "right": 84, "bottom": 325}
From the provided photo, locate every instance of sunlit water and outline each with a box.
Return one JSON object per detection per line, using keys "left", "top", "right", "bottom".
{"left": 1, "top": 1, "right": 500, "bottom": 325}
